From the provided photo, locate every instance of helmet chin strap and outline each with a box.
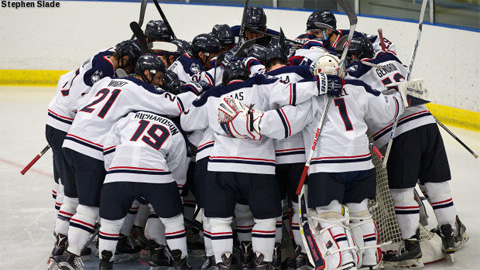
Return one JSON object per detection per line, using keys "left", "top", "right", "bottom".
{"left": 141, "top": 70, "right": 153, "bottom": 85}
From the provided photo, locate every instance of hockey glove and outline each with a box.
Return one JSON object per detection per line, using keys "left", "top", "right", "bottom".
{"left": 315, "top": 73, "right": 344, "bottom": 97}
{"left": 218, "top": 97, "right": 264, "bottom": 140}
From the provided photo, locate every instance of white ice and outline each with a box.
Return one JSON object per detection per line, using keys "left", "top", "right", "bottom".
{"left": 0, "top": 86, "right": 479, "bottom": 269}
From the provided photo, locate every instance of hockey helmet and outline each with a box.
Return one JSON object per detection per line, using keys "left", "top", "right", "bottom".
{"left": 145, "top": 20, "right": 172, "bottom": 42}
{"left": 222, "top": 60, "right": 249, "bottom": 85}
{"left": 135, "top": 54, "right": 166, "bottom": 76}
{"left": 212, "top": 24, "right": 235, "bottom": 47}
{"left": 314, "top": 53, "right": 340, "bottom": 75}
{"left": 347, "top": 36, "right": 375, "bottom": 60}
{"left": 115, "top": 40, "right": 142, "bottom": 65}
{"left": 245, "top": 7, "right": 267, "bottom": 31}
{"left": 191, "top": 33, "right": 221, "bottom": 55}
{"left": 306, "top": 10, "right": 337, "bottom": 31}
{"left": 265, "top": 45, "right": 288, "bottom": 66}
{"left": 171, "top": 39, "right": 192, "bottom": 56}
{"left": 162, "top": 71, "right": 183, "bottom": 95}
{"left": 247, "top": 44, "right": 267, "bottom": 64}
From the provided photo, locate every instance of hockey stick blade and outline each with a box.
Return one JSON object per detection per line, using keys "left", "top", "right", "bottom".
{"left": 130, "top": 0, "right": 149, "bottom": 40}
{"left": 130, "top": 21, "right": 149, "bottom": 54}
{"left": 152, "top": 0, "right": 177, "bottom": 39}
{"left": 21, "top": 145, "right": 50, "bottom": 175}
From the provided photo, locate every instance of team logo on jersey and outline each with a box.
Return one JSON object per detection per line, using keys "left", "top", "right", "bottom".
{"left": 190, "top": 63, "right": 201, "bottom": 74}
{"left": 348, "top": 65, "right": 358, "bottom": 72}
{"left": 91, "top": 70, "right": 104, "bottom": 84}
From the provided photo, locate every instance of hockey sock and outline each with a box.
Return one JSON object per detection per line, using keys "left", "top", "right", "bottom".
{"left": 161, "top": 213, "right": 188, "bottom": 259}
{"left": 55, "top": 196, "right": 78, "bottom": 236}
{"left": 99, "top": 218, "right": 123, "bottom": 260}
{"left": 202, "top": 212, "right": 214, "bottom": 257}
{"left": 133, "top": 202, "right": 150, "bottom": 228}
{"left": 146, "top": 213, "right": 167, "bottom": 246}
{"left": 67, "top": 205, "right": 99, "bottom": 255}
{"left": 234, "top": 203, "right": 254, "bottom": 243}
{"left": 252, "top": 218, "right": 277, "bottom": 262}
{"left": 54, "top": 183, "right": 65, "bottom": 218}
{"left": 275, "top": 216, "right": 283, "bottom": 244}
{"left": 119, "top": 200, "right": 140, "bottom": 236}
{"left": 210, "top": 216, "right": 234, "bottom": 264}
{"left": 424, "top": 182, "right": 457, "bottom": 229}
{"left": 391, "top": 188, "right": 420, "bottom": 239}
{"left": 291, "top": 202, "right": 306, "bottom": 253}
{"left": 348, "top": 200, "right": 380, "bottom": 267}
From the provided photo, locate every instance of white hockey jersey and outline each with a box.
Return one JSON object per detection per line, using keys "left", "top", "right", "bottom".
{"left": 46, "top": 48, "right": 116, "bottom": 132}
{"left": 181, "top": 75, "right": 320, "bottom": 174}
{"left": 63, "top": 76, "right": 196, "bottom": 161}
{"left": 103, "top": 111, "right": 188, "bottom": 186}
{"left": 259, "top": 79, "right": 404, "bottom": 173}
{"left": 266, "top": 65, "right": 314, "bottom": 164}
{"left": 346, "top": 52, "right": 435, "bottom": 148}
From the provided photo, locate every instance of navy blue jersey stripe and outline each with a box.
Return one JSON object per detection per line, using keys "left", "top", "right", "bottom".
{"left": 107, "top": 170, "right": 171, "bottom": 175}
{"left": 198, "top": 144, "right": 214, "bottom": 153}
{"left": 276, "top": 109, "right": 289, "bottom": 139}
{"left": 373, "top": 112, "right": 432, "bottom": 141}
{"left": 209, "top": 158, "right": 275, "bottom": 167}
{"left": 48, "top": 112, "right": 73, "bottom": 125}
{"left": 64, "top": 136, "right": 103, "bottom": 152}
{"left": 275, "top": 151, "right": 306, "bottom": 156}
{"left": 311, "top": 156, "right": 371, "bottom": 165}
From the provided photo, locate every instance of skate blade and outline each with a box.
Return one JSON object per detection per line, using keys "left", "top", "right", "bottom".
{"left": 114, "top": 252, "right": 140, "bottom": 263}
{"left": 448, "top": 253, "right": 454, "bottom": 264}
{"left": 382, "top": 258, "right": 424, "bottom": 269}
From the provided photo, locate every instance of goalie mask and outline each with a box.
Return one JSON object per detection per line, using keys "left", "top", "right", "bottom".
{"left": 314, "top": 53, "right": 340, "bottom": 75}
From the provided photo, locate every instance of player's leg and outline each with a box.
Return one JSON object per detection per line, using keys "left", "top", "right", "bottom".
{"left": 144, "top": 181, "right": 190, "bottom": 269}
{"left": 344, "top": 168, "right": 380, "bottom": 269}
{"left": 245, "top": 173, "right": 282, "bottom": 269}
{"left": 308, "top": 172, "right": 358, "bottom": 270}
{"left": 97, "top": 181, "right": 138, "bottom": 269}
{"left": 204, "top": 171, "right": 238, "bottom": 269}
{"left": 235, "top": 202, "right": 255, "bottom": 269}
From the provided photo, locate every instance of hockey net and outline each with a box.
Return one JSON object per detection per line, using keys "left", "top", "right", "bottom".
{"left": 369, "top": 148, "right": 445, "bottom": 264}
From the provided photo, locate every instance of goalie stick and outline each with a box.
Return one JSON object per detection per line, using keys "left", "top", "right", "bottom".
{"left": 152, "top": 0, "right": 177, "bottom": 39}
{"left": 382, "top": 0, "right": 428, "bottom": 167}
{"left": 297, "top": 0, "right": 358, "bottom": 268}
{"left": 20, "top": 145, "right": 50, "bottom": 175}
{"left": 131, "top": 0, "right": 148, "bottom": 40}
{"left": 130, "top": 21, "right": 149, "bottom": 54}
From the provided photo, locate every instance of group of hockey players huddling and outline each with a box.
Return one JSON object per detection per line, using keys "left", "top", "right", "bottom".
{"left": 45, "top": 5, "right": 469, "bottom": 270}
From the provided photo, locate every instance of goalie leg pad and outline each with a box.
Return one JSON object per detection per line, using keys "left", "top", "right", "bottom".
{"left": 424, "top": 182, "right": 457, "bottom": 229}
{"left": 391, "top": 188, "right": 420, "bottom": 240}
{"left": 348, "top": 199, "right": 381, "bottom": 268}
{"left": 311, "top": 201, "right": 359, "bottom": 269}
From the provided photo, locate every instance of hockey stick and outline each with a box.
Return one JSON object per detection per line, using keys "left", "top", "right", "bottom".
{"left": 435, "top": 117, "right": 478, "bottom": 158}
{"left": 295, "top": 0, "right": 358, "bottom": 195}
{"left": 20, "top": 145, "right": 50, "bottom": 175}
{"left": 378, "top": 28, "right": 386, "bottom": 51}
{"left": 130, "top": 21, "right": 149, "bottom": 54}
{"left": 238, "top": 0, "right": 250, "bottom": 45}
{"left": 382, "top": 0, "right": 428, "bottom": 167}
{"left": 152, "top": 0, "right": 177, "bottom": 39}
{"left": 245, "top": 26, "right": 304, "bottom": 45}
{"left": 131, "top": 0, "right": 148, "bottom": 40}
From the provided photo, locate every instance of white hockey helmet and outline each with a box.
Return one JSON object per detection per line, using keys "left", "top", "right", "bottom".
{"left": 314, "top": 53, "right": 340, "bottom": 75}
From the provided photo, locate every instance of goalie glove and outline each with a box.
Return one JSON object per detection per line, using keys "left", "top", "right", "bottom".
{"left": 314, "top": 73, "right": 344, "bottom": 97}
{"left": 217, "top": 97, "right": 264, "bottom": 140}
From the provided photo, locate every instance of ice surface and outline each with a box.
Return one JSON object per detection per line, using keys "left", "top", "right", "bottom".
{"left": 0, "top": 86, "right": 479, "bottom": 269}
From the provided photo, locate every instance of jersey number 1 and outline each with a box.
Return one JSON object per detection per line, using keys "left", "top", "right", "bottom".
{"left": 80, "top": 88, "right": 121, "bottom": 118}
{"left": 334, "top": 98, "right": 353, "bottom": 131}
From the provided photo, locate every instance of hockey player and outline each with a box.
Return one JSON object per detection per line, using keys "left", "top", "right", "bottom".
{"left": 46, "top": 40, "right": 141, "bottom": 268}
{"left": 231, "top": 6, "right": 280, "bottom": 43}
{"left": 212, "top": 24, "right": 235, "bottom": 54}
{"left": 168, "top": 33, "right": 221, "bottom": 84}
{"left": 180, "top": 60, "right": 344, "bottom": 269}
{"left": 345, "top": 36, "right": 468, "bottom": 266}
{"left": 217, "top": 54, "right": 405, "bottom": 269}
{"left": 145, "top": 20, "right": 173, "bottom": 42}
{"left": 52, "top": 54, "right": 202, "bottom": 270}
{"left": 263, "top": 45, "right": 315, "bottom": 269}
{"left": 97, "top": 111, "right": 190, "bottom": 270}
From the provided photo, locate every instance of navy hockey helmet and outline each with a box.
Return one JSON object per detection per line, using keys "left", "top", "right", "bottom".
{"left": 306, "top": 10, "right": 337, "bottom": 31}
{"left": 347, "top": 36, "right": 374, "bottom": 60}
{"left": 212, "top": 24, "right": 235, "bottom": 47}
{"left": 245, "top": 7, "right": 267, "bottom": 31}
{"left": 115, "top": 40, "right": 142, "bottom": 65}
{"left": 247, "top": 44, "right": 267, "bottom": 64}
{"left": 135, "top": 54, "right": 166, "bottom": 76}
{"left": 191, "top": 33, "right": 221, "bottom": 55}
{"left": 265, "top": 45, "right": 288, "bottom": 66}
{"left": 163, "top": 71, "right": 183, "bottom": 95}
{"left": 222, "top": 60, "right": 249, "bottom": 85}
{"left": 171, "top": 39, "right": 192, "bottom": 56}
{"left": 145, "top": 20, "right": 172, "bottom": 42}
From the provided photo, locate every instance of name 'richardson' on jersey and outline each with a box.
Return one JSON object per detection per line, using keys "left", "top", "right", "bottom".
{"left": 134, "top": 112, "right": 180, "bottom": 136}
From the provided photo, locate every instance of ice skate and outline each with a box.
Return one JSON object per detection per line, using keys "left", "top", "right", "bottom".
{"left": 383, "top": 231, "right": 422, "bottom": 268}
{"left": 131, "top": 224, "right": 158, "bottom": 253}
{"left": 254, "top": 251, "right": 272, "bottom": 270}
{"left": 292, "top": 245, "right": 312, "bottom": 270}
{"left": 98, "top": 250, "right": 114, "bottom": 270}
{"left": 454, "top": 215, "right": 469, "bottom": 249}
{"left": 171, "top": 249, "right": 192, "bottom": 270}
{"left": 208, "top": 252, "right": 234, "bottom": 270}
{"left": 149, "top": 245, "right": 173, "bottom": 267}
{"left": 47, "top": 233, "right": 68, "bottom": 270}
{"left": 114, "top": 233, "right": 141, "bottom": 263}
{"left": 271, "top": 243, "right": 281, "bottom": 270}
{"left": 200, "top": 255, "right": 215, "bottom": 270}
{"left": 239, "top": 241, "right": 254, "bottom": 269}
{"left": 57, "top": 250, "right": 84, "bottom": 270}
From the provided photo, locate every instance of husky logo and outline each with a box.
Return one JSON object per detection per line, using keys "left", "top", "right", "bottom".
{"left": 190, "top": 63, "right": 201, "bottom": 74}
{"left": 91, "top": 70, "right": 104, "bottom": 84}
